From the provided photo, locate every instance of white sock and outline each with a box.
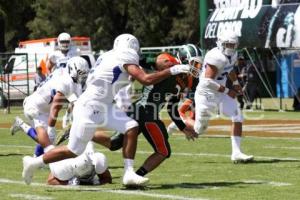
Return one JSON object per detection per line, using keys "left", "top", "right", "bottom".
{"left": 231, "top": 136, "right": 241, "bottom": 155}
{"left": 124, "top": 159, "right": 134, "bottom": 172}
{"left": 34, "top": 155, "right": 46, "bottom": 168}
{"left": 20, "top": 121, "right": 32, "bottom": 133}
{"left": 44, "top": 145, "right": 55, "bottom": 153}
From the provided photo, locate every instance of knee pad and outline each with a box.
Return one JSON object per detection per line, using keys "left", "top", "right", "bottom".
{"left": 194, "top": 112, "right": 210, "bottom": 135}
{"left": 92, "top": 152, "right": 108, "bottom": 174}
{"left": 232, "top": 110, "right": 244, "bottom": 123}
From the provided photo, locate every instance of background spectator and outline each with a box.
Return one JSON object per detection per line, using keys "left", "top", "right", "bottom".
{"left": 293, "top": 87, "right": 300, "bottom": 111}
{"left": 33, "top": 66, "right": 46, "bottom": 91}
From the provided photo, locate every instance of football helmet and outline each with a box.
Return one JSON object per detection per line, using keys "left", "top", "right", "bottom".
{"left": 216, "top": 30, "right": 239, "bottom": 56}
{"left": 67, "top": 57, "right": 90, "bottom": 85}
{"left": 177, "top": 44, "right": 202, "bottom": 64}
{"left": 57, "top": 32, "right": 71, "bottom": 51}
{"left": 188, "top": 56, "right": 203, "bottom": 78}
{"left": 113, "top": 33, "right": 140, "bottom": 55}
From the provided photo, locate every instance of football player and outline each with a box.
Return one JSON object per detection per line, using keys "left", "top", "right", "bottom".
{"left": 47, "top": 142, "right": 112, "bottom": 185}
{"left": 10, "top": 57, "right": 90, "bottom": 156}
{"left": 47, "top": 32, "right": 78, "bottom": 74}
{"left": 167, "top": 44, "right": 202, "bottom": 133}
{"left": 93, "top": 52, "right": 198, "bottom": 178}
{"left": 193, "top": 30, "right": 254, "bottom": 163}
{"left": 21, "top": 33, "right": 191, "bottom": 186}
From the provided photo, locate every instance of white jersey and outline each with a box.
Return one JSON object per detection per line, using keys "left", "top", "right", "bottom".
{"left": 79, "top": 49, "right": 139, "bottom": 107}
{"left": 29, "top": 70, "right": 82, "bottom": 113}
{"left": 49, "top": 142, "right": 107, "bottom": 183}
{"left": 49, "top": 47, "right": 78, "bottom": 70}
{"left": 197, "top": 47, "right": 237, "bottom": 94}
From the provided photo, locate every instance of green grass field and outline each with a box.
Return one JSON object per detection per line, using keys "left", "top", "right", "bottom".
{"left": 1, "top": 107, "right": 300, "bottom": 200}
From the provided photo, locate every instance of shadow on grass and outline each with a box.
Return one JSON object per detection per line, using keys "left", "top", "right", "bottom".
{"left": 245, "top": 159, "right": 300, "bottom": 164}
{"left": 149, "top": 181, "right": 264, "bottom": 190}
{"left": 0, "top": 153, "right": 25, "bottom": 157}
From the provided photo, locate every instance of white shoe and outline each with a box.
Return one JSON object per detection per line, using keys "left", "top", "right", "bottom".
{"left": 122, "top": 170, "right": 149, "bottom": 186}
{"left": 10, "top": 116, "right": 23, "bottom": 135}
{"left": 231, "top": 153, "right": 254, "bottom": 163}
{"left": 167, "top": 123, "right": 178, "bottom": 135}
{"left": 22, "top": 156, "right": 39, "bottom": 185}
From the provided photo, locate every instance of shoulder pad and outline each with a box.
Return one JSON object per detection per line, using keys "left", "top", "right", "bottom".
{"left": 116, "top": 49, "right": 139, "bottom": 66}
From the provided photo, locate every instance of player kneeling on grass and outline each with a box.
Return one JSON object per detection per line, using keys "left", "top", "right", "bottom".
{"left": 10, "top": 56, "right": 89, "bottom": 157}
{"left": 47, "top": 142, "right": 112, "bottom": 185}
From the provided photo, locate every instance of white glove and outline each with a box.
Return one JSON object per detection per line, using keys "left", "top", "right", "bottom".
{"left": 62, "top": 112, "right": 72, "bottom": 129}
{"left": 47, "top": 126, "right": 56, "bottom": 144}
{"left": 169, "top": 64, "right": 191, "bottom": 75}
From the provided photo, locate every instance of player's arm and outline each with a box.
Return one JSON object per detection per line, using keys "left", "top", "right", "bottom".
{"left": 167, "top": 95, "right": 186, "bottom": 131}
{"left": 178, "top": 98, "right": 193, "bottom": 119}
{"left": 203, "top": 64, "right": 237, "bottom": 98}
{"left": 46, "top": 59, "right": 55, "bottom": 75}
{"left": 167, "top": 96, "right": 197, "bottom": 140}
{"left": 228, "top": 70, "right": 242, "bottom": 94}
{"left": 48, "top": 91, "right": 65, "bottom": 127}
{"left": 125, "top": 64, "right": 190, "bottom": 86}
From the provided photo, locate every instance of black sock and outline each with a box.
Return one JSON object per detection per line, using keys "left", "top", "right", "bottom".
{"left": 136, "top": 167, "right": 148, "bottom": 176}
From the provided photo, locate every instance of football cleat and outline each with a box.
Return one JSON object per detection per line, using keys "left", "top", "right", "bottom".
{"left": 10, "top": 116, "right": 23, "bottom": 135}
{"left": 167, "top": 122, "right": 178, "bottom": 135}
{"left": 231, "top": 153, "right": 254, "bottom": 164}
{"left": 22, "top": 156, "right": 39, "bottom": 185}
{"left": 122, "top": 170, "right": 149, "bottom": 186}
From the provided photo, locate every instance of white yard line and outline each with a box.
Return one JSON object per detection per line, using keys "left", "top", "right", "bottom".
{"left": 209, "top": 125, "right": 300, "bottom": 134}
{"left": 0, "top": 178, "right": 209, "bottom": 200}
{"left": 1, "top": 144, "right": 300, "bottom": 161}
{"left": 10, "top": 193, "right": 54, "bottom": 200}
{"left": 135, "top": 150, "right": 300, "bottom": 161}
{"left": 264, "top": 146, "right": 300, "bottom": 150}
{"left": 242, "top": 180, "right": 291, "bottom": 186}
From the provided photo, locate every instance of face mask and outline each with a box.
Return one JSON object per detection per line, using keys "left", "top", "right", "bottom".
{"left": 224, "top": 48, "right": 236, "bottom": 56}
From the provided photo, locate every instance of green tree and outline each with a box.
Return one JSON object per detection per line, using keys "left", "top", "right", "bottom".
{"left": 0, "top": 0, "right": 35, "bottom": 51}
{"left": 27, "top": 0, "right": 199, "bottom": 51}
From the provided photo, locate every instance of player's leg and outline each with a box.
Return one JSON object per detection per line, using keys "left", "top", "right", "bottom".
{"left": 137, "top": 120, "right": 171, "bottom": 176}
{"left": 93, "top": 152, "right": 112, "bottom": 185}
{"left": 10, "top": 116, "right": 38, "bottom": 142}
{"left": 220, "top": 94, "right": 254, "bottom": 163}
{"left": 47, "top": 158, "right": 74, "bottom": 185}
{"left": 193, "top": 93, "right": 215, "bottom": 135}
{"left": 104, "top": 104, "right": 148, "bottom": 186}
{"left": 22, "top": 102, "right": 97, "bottom": 184}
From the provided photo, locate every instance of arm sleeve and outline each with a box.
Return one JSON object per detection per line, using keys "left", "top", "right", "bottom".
{"left": 167, "top": 95, "right": 186, "bottom": 131}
